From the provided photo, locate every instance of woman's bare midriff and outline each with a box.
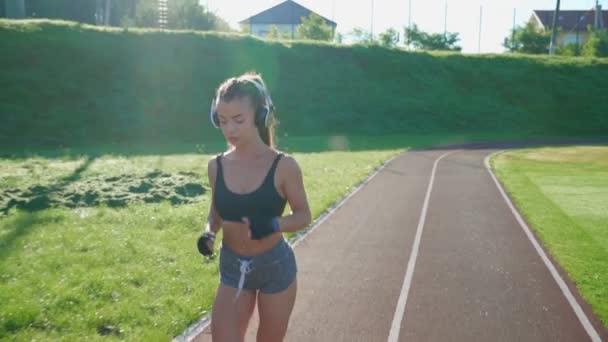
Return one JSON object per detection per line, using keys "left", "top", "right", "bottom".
{"left": 221, "top": 223, "right": 283, "bottom": 256}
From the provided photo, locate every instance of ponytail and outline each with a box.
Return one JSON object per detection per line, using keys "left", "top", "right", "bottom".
{"left": 257, "top": 120, "right": 275, "bottom": 148}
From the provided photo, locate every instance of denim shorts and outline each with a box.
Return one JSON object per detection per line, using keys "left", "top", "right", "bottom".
{"left": 219, "top": 238, "right": 297, "bottom": 296}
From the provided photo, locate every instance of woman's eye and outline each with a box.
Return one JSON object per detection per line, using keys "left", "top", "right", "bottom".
{"left": 235, "top": 119, "right": 244, "bottom": 124}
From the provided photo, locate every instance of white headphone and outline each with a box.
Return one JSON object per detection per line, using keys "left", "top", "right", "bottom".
{"left": 209, "top": 78, "right": 274, "bottom": 129}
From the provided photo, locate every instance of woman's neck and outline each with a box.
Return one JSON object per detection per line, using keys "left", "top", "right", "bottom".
{"left": 230, "top": 139, "right": 271, "bottom": 161}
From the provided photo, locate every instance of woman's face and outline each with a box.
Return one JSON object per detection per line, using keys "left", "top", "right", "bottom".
{"left": 216, "top": 96, "right": 258, "bottom": 147}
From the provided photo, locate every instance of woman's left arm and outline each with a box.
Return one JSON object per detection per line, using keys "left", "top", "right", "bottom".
{"left": 276, "top": 156, "right": 312, "bottom": 233}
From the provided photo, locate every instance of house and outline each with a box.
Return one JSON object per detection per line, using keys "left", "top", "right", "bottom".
{"left": 530, "top": 7, "right": 608, "bottom": 47}
{"left": 239, "top": 0, "right": 337, "bottom": 39}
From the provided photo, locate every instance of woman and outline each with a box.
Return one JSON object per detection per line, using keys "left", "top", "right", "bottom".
{"left": 200, "top": 72, "right": 312, "bottom": 342}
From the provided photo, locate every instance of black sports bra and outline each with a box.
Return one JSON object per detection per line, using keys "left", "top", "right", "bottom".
{"left": 214, "top": 153, "right": 287, "bottom": 225}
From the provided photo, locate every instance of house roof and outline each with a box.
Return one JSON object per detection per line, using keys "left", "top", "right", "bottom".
{"left": 239, "top": 0, "right": 337, "bottom": 27}
{"left": 533, "top": 9, "right": 608, "bottom": 32}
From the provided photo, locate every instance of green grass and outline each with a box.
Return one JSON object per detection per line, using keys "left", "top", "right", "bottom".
{"left": 0, "top": 137, "right": 401, "bottom": 340}
{"left": 1, "top": 19, "right": 608, "bottom": 150}
{"left": 491, "top": 146, "right": 608, "bottom": 328}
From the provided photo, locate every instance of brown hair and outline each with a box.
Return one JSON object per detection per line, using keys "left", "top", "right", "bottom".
{"left": 215, "top": 72, "right": 276, "bottom": 148}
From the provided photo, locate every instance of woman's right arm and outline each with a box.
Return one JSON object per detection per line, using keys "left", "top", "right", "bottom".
{"left": 205, "top": 158, "right": 222, "bottom": 234}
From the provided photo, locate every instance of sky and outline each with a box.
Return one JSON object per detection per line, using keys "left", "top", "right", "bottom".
{"left": 205, "top": 0, "right": 604, "bottom": 53}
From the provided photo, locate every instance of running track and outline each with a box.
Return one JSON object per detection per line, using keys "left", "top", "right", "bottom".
{"left": 187, "top": 147, "right": 607, "bottom": 342}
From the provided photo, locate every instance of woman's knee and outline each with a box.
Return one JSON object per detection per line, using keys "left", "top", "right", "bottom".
{"left": 211, "top": 285, "right": 256, "bottom": 341}
{"left": 256, "top": 279, "right": 297, "bottom": 341}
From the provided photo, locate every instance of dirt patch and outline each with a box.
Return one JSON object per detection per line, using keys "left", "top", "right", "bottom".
{"left": 0, "top": 169, "right": 206, "bottom": 214}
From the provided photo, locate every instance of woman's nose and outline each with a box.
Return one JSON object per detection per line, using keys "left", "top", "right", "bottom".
{"left": 223, "top": 121, "right": 236, "bottom": 134}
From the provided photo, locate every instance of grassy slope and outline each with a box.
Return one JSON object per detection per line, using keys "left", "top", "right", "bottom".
{"left": 1, "top": 19, "right": 608, "bottom": 149}
{"left": 491, "top": 146, "right": 608, "bottom": 328}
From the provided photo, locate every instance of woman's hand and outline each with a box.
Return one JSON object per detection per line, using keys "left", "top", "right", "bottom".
{"left": 204, "top": 231, "right": 215, "bottom": 252}
{"left": 223, "top": 217, "right": 279, "bottom": 240}
{"left": 197, "top": 231, "right": 216, "bottom": 256}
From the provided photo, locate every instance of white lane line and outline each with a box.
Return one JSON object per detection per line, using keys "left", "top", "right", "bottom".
{"left": 387, "top": 150, "right": 457, "bottom": 342}
{"left": 174, "top": 152, "right": 402, "bottom": 342}
{"left": 484, "top": 151, "right": 602, "bottom": 342}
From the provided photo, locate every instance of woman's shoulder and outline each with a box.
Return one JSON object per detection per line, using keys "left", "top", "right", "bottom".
{"left": 274, "top": 149, "right": 293, "bottom": 162}
{"left": 207, "top": 152, "right": 224, "bottom": 178}
{"left": 207, "top": 152, "right": 223, "bottom": 167}
{"left": 275, "top": 151, "right": 301, "bottom": 176}
{"left": 207, "top": 157, "right": 217, "bottom": 169}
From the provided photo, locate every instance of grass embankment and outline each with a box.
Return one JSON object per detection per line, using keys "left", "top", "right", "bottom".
{"left": 1, "top": 19, "right": 607, "bottom": 150}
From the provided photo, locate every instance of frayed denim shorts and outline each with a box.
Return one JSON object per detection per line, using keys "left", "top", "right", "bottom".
{"left": 219, "top": 238, "right": 297, "bottom": 297}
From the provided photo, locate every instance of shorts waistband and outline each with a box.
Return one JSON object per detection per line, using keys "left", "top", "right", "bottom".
{"left": 220, "top": 237, "right": 289, "bottom": 264}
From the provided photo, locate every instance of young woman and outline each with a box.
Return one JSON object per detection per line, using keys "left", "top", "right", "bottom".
{"left": 200, "top": 72, "right": 312, "bottom": 342}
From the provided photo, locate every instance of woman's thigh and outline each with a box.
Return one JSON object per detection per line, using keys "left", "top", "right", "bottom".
{"left": 211, "top": 284, "right": 257, "bottom": 342}
{"left": 256, "top": 277, "right": 297, "bottom": 342}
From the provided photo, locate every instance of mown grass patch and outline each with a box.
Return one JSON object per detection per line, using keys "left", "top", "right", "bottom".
{"left": 491, "top": 146, "right": 608, "bottom": 328}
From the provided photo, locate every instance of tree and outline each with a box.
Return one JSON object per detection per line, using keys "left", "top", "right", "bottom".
{"left": 504, "top": 21, "right": 551, "bottom": 54}
{"left": 267, "top": 25, "right": 281, "bottom": 39}
{"left": 379, "top": 28, "right": 400, "bottom": 48}
{"left": 134, "top": 0, "right": 231, "bottom": 31}
{"left": 404, "top": 24, "right": 461, "bottom": 51}
{"left": 349, "top": 27, "right": 373, "bottom": 44}
{"left": 26, "top": 0, "right": 98, "bottom": 24}
{"left": 296, "top": 13, "right": 334, "bottom": 41}
{"left": 334, "top": 32, "right": 344, "bottom": 44}
{"left": 266, "top": 25, "right": 291, "bottom": 39}
{"left": 557, "top": 43, "right": 580, "bottom": 56}
{"left": 168, "top": 0, "right": 231, "bottom": 31}
{"left": 582, "top": 27, "right": 608, "bottom": 57}
{"left": 134, "top": 0, "right": 158, "bottom": 27}
{"left": 240, "top": 23, "right": 251, "bottom": 34}
{"left": 23, "top": 0, "right": 137, "bottom": 26}
{"left": 169, "top": 0, "right": 215, "bottom": 31}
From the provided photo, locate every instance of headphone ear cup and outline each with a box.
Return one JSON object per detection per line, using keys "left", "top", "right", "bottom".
{"left": 256, "top": 106, "right": 270, "bottom": 127}
{"left": 211, "top": 111, "right": 220, "bottom": 128}
{"left": 264, "top": 107, "right": 270, "bottom": 127}
{"left": 210, "top": 99, "right": 220, "bottom": 129}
